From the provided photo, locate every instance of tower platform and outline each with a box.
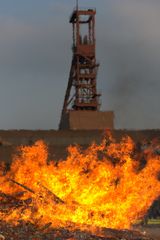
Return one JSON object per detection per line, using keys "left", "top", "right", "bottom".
{"left": 60, "top": 110, "right": 114, "bottom": 130}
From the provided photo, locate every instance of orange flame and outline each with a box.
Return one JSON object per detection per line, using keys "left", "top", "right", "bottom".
{"left": 0, "top": 135, "right": 160, "bottom": 231}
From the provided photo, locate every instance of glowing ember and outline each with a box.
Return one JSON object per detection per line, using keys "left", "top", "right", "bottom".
{"left": 0, "top": 134, "right": 160, "bottom": 231}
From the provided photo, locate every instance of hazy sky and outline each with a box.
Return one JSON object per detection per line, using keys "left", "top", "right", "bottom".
{"left": 0, "top": 0, "right": 160, "bottom": 130}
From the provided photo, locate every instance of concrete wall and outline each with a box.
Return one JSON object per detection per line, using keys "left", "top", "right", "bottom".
{"left": 0, "top": 129, "right": 160, "bottom": 164}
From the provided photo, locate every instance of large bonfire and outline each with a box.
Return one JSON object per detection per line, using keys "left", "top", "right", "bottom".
{"left": 0, "top": 132, "right": 160, "bottom": 234}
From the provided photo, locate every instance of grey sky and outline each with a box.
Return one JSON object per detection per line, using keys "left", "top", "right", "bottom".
{"left": 0, "top": 0, "right": 160, "bottom": 129}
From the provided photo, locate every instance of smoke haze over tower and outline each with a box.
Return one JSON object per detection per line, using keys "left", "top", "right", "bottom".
{"left": 0, "top": 0, "right": 160, "bottom": 129}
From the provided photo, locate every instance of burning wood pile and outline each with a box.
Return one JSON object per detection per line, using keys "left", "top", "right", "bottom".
{"left": 0, "top": 133, "right": 159, "bottom": 239}
{"left": 0, "top": 221, "right": 152, "bottom": 240}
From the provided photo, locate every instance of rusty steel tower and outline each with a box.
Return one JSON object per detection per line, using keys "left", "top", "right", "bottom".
{"left": 59, "top": 5, "right": 114, "bottom": 130}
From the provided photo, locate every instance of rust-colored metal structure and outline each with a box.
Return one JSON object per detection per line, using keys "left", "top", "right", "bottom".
{"left": 59, "top": 8, "right": 100, "bottom": 119}
{"left": 59, "top": 6, "right": 114, "bottom": 130}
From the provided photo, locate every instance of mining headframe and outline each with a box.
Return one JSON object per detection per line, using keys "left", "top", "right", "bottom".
{"left": 59, "top": 6, "right": 114, "bottom": 130}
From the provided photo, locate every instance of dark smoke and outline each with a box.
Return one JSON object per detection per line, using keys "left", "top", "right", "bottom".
{"left": 97, "top": 0, "right": 160, "bottom": 129}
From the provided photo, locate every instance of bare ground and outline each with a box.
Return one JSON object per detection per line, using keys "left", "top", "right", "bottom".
{"left": 136, "top": 226, "right": 160, "bottom": 240}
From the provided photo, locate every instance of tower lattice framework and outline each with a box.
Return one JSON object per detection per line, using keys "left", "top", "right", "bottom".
{"left": 59, "top": 8, "right": 101, "bottom": 129}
